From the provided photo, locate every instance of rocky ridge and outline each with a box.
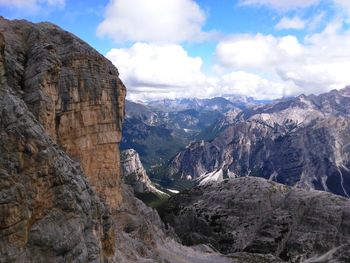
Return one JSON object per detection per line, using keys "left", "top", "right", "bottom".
{"left": 2, "top": 17, "right": 350, "bottom": 263}
{"left": 159, "top": 177, "right": 350, "bottom": 263}
{"left": 169, "top": 88, "right": 350, "bottom": 197}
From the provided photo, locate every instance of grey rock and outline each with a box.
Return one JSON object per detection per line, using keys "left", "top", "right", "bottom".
{"left": 169, "top": 87, "right": 350, "bottom": 197}
{"left": 114, "top": 184, "right": 235, "bottom": 263}
{"left": 159, "top": 177, "right": 350, "bottom": 262}
{"left": 121, "top": 149, "right": 167, "bottom": 196}
{"left": 0, "top": 72, "right": 112, "bottom": 263}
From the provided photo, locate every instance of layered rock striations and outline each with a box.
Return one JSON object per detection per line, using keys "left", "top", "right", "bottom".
{"left": 0, "top": 22, "right": 117, "bottom": 261}
{"left": 159, "top": 177, "right": 350, "bottom": 262}
{"left": 0, "top": 17, "right": 126, "bottom": 209}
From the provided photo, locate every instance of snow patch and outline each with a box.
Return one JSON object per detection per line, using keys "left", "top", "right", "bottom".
{"left": 167, "top": 189, "right": 180, "bottom": 194}
{"left": 196, "top": 169, "right": 224, "bottom": 186}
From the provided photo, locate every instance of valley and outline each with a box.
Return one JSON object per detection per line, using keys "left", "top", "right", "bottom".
{"left": 123, "top": 87, "right": 350, "bottom": 198}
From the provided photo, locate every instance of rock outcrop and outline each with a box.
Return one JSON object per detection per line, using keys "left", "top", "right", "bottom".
{"left": 169, "top": 88, "right": 350, "bottom": 197}
{"left": 113, "top": 185, "right": 236, "bottom": 263}
{"left": 0, "top": 17, "right": 126, "bottom": 209}
{"left": 159, "top": 177, "right": 350, "bottom": 263}
{"left": 121, "top": 149, "right": 166, "bottom": 196}
{"left": 0, "top": 20, "right": 117, "bottom": 260}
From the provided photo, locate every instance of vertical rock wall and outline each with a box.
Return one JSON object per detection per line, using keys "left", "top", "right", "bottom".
{"left": 0, "top": 17, "right": 124, "bottom": 262}
{"left": 0, "top": 17, "right": 126, "bottom": 209}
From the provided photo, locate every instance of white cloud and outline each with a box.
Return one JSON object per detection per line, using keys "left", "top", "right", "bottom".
{"left": 214, "top": 22, "right": 350, "bottom": 97}
{"left": 215, "top": 34, "right": 302, "bottom": 71}
{"left": 106, "top": 43, "right": 214, "bottom": 100}
{"left": 239, "top": 0, "right": 320, "bottom": 11}
{"left": 106, "top": 43, "right": 287, "bottom": 100}
{"left": 97, "top": 0, "right": 208, "bottom": 43}
{"left": 0, "top": 0, "right": 65, "bottom": 10}
{"left": 275, "top": 13, "right": 326, "bottom": 31}
{"left": 218, "top": 71, "right": 296, "bottom": 99}
{"left": 307, "top": 12, "right": 326, "bottom": 30}
{"left": 276, "top": 16, "right": 306, "bottom": 30}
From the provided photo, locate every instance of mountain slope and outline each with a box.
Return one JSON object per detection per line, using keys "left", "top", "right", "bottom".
{"left": 121, "top": 100, "right": 225, "bottom": 170}
{"left": 169, "top": 87, "right": 350, "bottom": 197}
{"left": 159, "top": 177, "right": 350, "bottom": 262}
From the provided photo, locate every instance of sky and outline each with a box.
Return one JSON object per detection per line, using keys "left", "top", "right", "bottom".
{"left": 1, "top": 0, "right": 350, "bottom": 101}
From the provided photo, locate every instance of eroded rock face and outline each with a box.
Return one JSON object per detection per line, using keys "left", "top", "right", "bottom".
{"left": 159, "top": 177, "right": 350, "bottom": 263}
{"left": 0, "top": 17, "right": 124, "bottom": 262}
{"left": 0, "top": 17, "right": 126, "bottom": 208}
{"left": 121, "top": 149, "right": 166, "bottom": 196}
{"left": 114, "top": 185, "right": 236, "bottom": 263}
{"left": 0, "top": 53, "right": 115, "bottom": 263}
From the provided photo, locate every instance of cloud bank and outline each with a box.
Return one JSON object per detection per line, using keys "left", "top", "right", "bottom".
{"left": 107, "top": 20, "right": 350, "bottom": 101}
{"left": 102, "top": 0, "right": 350, "bottom": 101}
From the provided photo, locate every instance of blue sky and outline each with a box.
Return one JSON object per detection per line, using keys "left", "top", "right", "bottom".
{"left": 1, "top": 0, "right": 350, "bottom": 101}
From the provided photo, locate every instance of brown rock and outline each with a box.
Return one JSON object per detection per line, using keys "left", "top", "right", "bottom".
{"left": 0, "top": 17, "right": 126, "bottom": 208}
{"left": 0, "top": 17, "right": 125, "bottom": 262}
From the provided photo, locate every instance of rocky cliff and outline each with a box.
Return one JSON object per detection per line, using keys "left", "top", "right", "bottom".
{"left": 121, "top": 149, "right": 166, "bottom": 196}
{"left": 0, "top": 17, "right": 126, "bottom": 209}
{"left": 169, "top": 88, "right": 350, "bottom": 197}
{"left": 0, "top": 18, "right": 121, "bottom": 261}
{"left": 159, "top": 177, "right": 350, "bottom": 263}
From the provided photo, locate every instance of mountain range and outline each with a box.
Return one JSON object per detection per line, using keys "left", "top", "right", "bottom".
{"left": 168, "top": 87, "right": 350, "bottom": 197}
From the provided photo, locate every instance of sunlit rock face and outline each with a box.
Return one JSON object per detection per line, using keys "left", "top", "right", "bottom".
{"left": 0, "top": 17, "right": 126, "bottom": 209}
{"left": 121, "top": 149, "right": 167, "bottom": 196}
{"left": 0, "top": 17, "right": 125, "bottom": 262}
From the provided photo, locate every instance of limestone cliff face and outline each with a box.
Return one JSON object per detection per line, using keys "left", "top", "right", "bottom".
{"left": 0, "top": 17, "right": 126, "bottom": 262}
{"left": 0, "top": 17, "right": 126, "bottom": 208}
{"left": 121, "top": 149, "right": 167, "bottom": 196}
{"left": 0, "top": 32, "right": 116, "bottom": 262}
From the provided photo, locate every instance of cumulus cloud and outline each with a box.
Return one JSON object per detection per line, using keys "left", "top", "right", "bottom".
{"left": 215, "top": 21, "right": 350, "bottom": 97}
{"left": 106, "top": 43, "right": 296, "bottom": 101}
{"left": 0, "top": 0, "right": 65, "bottom": 11}
{"left": 97, "top": 0, "right": 208, "bottom": 43}
{"left": 239, "top": 0, "right": 320, "bottom": 11}
{"left": 218, "top": 71, "right": 297, "bottom": 99}
{"left": 215, "top": 34, "right": 302, "bottom": 71}
{"left": 106, "top": 25, "right": 350, "bottom": 101}
{"left": 106, "top": 43, "right": 214, "bottom": 100}
{"left": 276, "top": 16, "right": 306, "bottom": 30}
